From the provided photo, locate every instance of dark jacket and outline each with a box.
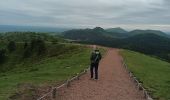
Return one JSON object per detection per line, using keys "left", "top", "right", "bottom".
{"left": 90, "top": 50, "right": 102, "bottom": 64}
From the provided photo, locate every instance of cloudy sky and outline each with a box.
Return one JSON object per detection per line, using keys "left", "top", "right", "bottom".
{"left": 0, "top": 0, "right": 170, "bottom": 31}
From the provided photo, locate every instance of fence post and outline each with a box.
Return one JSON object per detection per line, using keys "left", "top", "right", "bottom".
{"left": 52, "top": 88, "right": 57, "bottom": 99}
{"left": 84, "top": 69, "right": 87, "bottom": 73}
{"left": 66, "top": 80, "right": 70, "bottom": 87}
{"left": 76, "top": 73, "right": 80, "bottom": 80}
{"left": 138, "top": 83, "right": 143, "bottom": 90}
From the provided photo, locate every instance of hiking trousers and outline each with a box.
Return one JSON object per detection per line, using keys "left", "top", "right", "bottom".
{"left": 90, "top": 63, "right": 99, "bottom": 79}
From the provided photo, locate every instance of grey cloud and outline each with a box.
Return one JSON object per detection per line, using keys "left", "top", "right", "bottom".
{"left": 0, "top": 0, "right": 170, "bottom": 31}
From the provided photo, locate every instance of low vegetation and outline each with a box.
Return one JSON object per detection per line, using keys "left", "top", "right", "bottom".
{"left": 121, "top": 50, "right": 170, "bottom": 100}
{"left": 0, "top": 32, "right": 106, "bottom": 100}
{"left": 0, "top": 43, "right": 87, "bottom": 99}
{"left": 0, "top": 32, "right": 66, "bottom": 43}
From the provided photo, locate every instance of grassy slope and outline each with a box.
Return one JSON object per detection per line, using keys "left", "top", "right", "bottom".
{"left": 0, "top": 43, "right": 106, "bottom": 100}
{"left": 121, "top": 50, "right": 170, "bottom": 100}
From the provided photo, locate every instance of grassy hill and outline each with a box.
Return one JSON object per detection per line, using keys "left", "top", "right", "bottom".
{"left": 121, "top": 50, "right": 170, "bottom": 100}
{"left": 0, "top": 44, "right": 90, "bottom": 100}
{"left": 0, "top": 42, "right": 92, "bottom": 100}
{"left": 0, "top": 33, "right": 106, "bottom": 100}
{"left": 0, "top": 32, "right": 66, "bottom": 43}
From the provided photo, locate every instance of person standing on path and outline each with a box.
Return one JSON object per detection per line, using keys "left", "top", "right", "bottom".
{"left": 90, "top": 45, "right": 102, "bottom": 80}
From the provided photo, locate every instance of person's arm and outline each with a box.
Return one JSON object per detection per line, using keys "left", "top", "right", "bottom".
{"left": 90, "top": 52, "right": 94, "bottom": 62}
{"left": 99, "top": 53, "right": 102, "bottom": 60}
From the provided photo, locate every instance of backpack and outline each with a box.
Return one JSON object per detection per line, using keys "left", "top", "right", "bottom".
{"left": 91, "top": 51, "right": 101, "bottom": 63}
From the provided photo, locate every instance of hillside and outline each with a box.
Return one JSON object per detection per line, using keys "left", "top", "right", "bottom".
{"left": 0, "top": 32, "right": 66, "bottom": 43}
{"left": 117, "top": 34, "right": 170, "bottom": 61}
{"left": 128, "top": 29, "right": 167, "bottom": 37}
{"left": 64, "top": 29, "right": 170, "bottom": 61}
{"left": 63, "top": 27, "right": 113, "bottom": 41}
{"left": 0, "top": 33, "right": 107, "bottom": 100}
{"left": 105, "top": 27, "right": 127, "bottom": 33}
{"left": 63, "top": 27, "right": 170, "bottom": 41}
{"left": 63, "top": 27, "right": 129, "bottom": 39}
{"left": 121, "top": 50, "right": 170, "bottom": 100}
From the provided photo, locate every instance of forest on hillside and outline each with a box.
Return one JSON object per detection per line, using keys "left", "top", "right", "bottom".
{"left": 63, "top": 27, "right": 170, "bottom": 62}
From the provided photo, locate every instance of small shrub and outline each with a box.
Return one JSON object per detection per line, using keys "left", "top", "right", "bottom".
{"left": 7, "top": 41, "right": 16, "bottom": 52}
{"left": 23, "top": 47, "right": 32, "bottom": 58}
{"left": 0, "top": 49, "right": 6, "bottom": 64}
{"left": 24, "top": 42, "right": 28, "bottom": 49}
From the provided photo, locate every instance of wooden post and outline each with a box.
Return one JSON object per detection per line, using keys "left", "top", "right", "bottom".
{"left": 144, "top": 90, "right": 148, "bottom": 99}
{"left": 84, "top": 69, "right": 87, "bottom": 73}
{"left": 129, "top": 72, "right": 132, "bottom": 77}
{"left": 52, "top": 88, "right": 57, "bottom": 99}
{"left": 138, "top": 83, "right": 143, "bottom": 90}
{"left": 133, "top": 77, "right": 137, "bottom": 83}
{"left": 66, "top": 80, "right": 70, "bottom": 87}
{"left": 76, "top": 73, "right": 79, "bottom": 80}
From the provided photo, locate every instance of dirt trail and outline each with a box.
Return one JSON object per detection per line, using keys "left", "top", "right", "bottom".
{"left": 56, "top": 48, "right": 145, "bottom": 100}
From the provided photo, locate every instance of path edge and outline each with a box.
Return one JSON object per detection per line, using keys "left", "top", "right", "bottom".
{"left": 37, "top": 67, "right": 90, "bottom": 100}
{"left": 121, "top": 58, "right": 153, "bottom": 100}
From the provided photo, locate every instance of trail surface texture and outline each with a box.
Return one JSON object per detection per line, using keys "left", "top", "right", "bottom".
{"left": 56, "top": 49, "right": 145, "bottom": 100}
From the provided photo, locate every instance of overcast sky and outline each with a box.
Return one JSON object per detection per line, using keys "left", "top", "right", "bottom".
{"left": 0, "top": 0, "right": 170, "bottom": 31}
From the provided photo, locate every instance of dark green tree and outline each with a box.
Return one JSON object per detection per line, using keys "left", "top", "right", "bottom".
{"left": 52, "top": 39, "right": 58, "bottom": 44}
{"left": 23, "top": 47, "right": 31, "bottom": 58}
{"left": 7, "top": 41, "right": 16, "bottom": 52}
{"left": 0, "top": 49, "right": 6, "bottom": 64}
{"left": 24, "top": 42, "right": 28, "bottom": 49}
{"left": 30, "top": 39, "right": 46, "bottom": 55}
{"left": 37, "top": 39, "right": 46, "bottom": 55}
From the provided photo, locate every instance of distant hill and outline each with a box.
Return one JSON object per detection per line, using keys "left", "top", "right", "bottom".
{"left": 128, "top": 29, "right": 167, "bottom": 37}
{"left": 105, "top": 27, "right": 129, "bottom": 38}
{"left": 64, "top": 27, "right": 170, "bottom": 40}
{"left": 63, "top": 27, "right": 130, "bottom": 40}
{"left": 105, "top": 28, "right": 169, "bottom": 38}
{"left": 65, "top": 30, "right": 170, "bottom": 62}
{"left": 0, "top": 25, "right": 69, "bottom": 33}
{"left": 63, "top": 27, "right": 115, "bottom": 41}
{"left": 118, "top": 34, "right": 170, "bottom": 58}
{"left": 105, "top": 27, "right": 127, "bottom": 33}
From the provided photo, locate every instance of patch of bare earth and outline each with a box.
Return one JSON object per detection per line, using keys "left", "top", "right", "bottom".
{"left": 50, "top": 48, "right": 145, "bottom": 100}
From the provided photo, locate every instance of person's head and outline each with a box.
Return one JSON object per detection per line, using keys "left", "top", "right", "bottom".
{"left": 95, "top": 49, "right": 99, "bottom": 51}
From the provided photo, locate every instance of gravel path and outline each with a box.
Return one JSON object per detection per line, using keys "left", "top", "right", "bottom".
{"left": 56, "top": 48, "right": 145, "bottom": 100}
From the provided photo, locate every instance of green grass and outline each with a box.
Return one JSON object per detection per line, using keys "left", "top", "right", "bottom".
{"left": 121, "top": 50, "right": 170, "bottom": 100}
{"left": 0, "top": 43, "right": 106, "bottom": 100}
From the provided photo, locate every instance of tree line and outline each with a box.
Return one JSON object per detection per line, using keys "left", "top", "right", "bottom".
{"left": 0, "top": 39, "right": 46, "bottom": 64}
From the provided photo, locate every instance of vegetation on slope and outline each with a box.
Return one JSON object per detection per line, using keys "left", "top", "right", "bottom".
{"left": 118, "top": 34, "right": 170, "bottom": 62}
{"left": 0, "top": 44, "right": 90, "bottom": 100}
{"left": 105, "top": 27, "right": 127, "bottom": 33}
{"left": 63, "top": 27, "right": 170, "bottom": 62}
{"left": 0, "top": 32, "right": 106, "bottom": 100}
{"left": 0, "top": 32, "right": 66, "bottom": 43}
{"left": 128, "top": 29, "right": 167, "bottom": 37}
{"left": 121, "top": 50, "right": 170, "bottom": 100}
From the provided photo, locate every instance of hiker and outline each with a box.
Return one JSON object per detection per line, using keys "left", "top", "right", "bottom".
{"left": 90, "top": 45, "right": 102, "bottom": 80}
